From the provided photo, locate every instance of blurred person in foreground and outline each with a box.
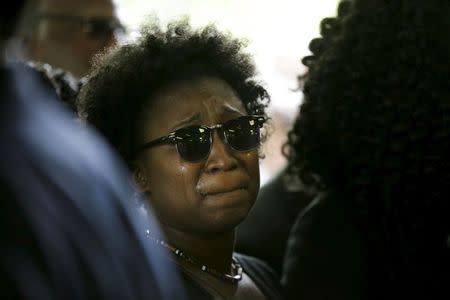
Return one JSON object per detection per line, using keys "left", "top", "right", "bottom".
{"left": 0, "top": 2, "right": 185, "bottom": 299}
{"left": 17, "top": 0, "right": 123, "bottom": 78}
{"left": 282, "top": 0, "right": 450, "bottom": 299}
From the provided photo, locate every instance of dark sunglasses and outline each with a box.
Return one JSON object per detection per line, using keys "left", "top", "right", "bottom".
{"left": 37, "top": 13, "right": 125, "bottom": 39}
{"left": 135, "top": 115, "right": 266, "bottom": 162}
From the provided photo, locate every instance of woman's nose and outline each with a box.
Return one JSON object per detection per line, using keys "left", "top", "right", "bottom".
{"left": 204, "top": 130, "right": 238, "bottom": 173}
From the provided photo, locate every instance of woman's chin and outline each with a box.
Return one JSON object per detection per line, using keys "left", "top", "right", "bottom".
{"left": 201, "top": 205, "right": 252, "bottom": 234}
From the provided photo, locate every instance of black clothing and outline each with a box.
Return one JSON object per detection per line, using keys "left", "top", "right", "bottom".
{"left": 175, "top": 252, "right": 282, "bottom": 299}
{"left": 235, "top": 253, "right": 283, "bottom": 299}
{"left": 282, "top": 193, "right": 367, "bottom": 300}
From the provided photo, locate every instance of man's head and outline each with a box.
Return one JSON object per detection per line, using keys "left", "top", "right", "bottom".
{"left": 19, "top": 0, "right": 123, "bottom": 78}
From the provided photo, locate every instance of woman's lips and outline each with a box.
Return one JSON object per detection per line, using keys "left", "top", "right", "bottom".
{"left": 199, "top": 184, "right": 248, "bottom": 198}
{"left": 203, "top": 187, "right": 246, "bottom": 197}
{"left": 201, "top": 188, "right": 249, "bottom": 209}
{"left": 197, "top": 174, "right": 252, "bottom": 209}
{"left": 196, "top": 174, "right": 250, "bottom": 196}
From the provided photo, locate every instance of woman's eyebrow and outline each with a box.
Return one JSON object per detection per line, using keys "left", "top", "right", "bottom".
{"left": 170, "top": 114, "right": 201, "bottom": 131}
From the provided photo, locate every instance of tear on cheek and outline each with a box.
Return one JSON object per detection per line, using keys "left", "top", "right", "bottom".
{"left": 179, "top": 163, "right": 190, "bottom": 190}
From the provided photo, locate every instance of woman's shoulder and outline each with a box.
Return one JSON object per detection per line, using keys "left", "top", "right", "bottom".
{"left": 292, "top": 192, "right": 356, "bottom": 233}
{"left": 285, "top": 191, "right": 366, "bottom": 261}
{"left": 234, "top": 252, "right": 283, "bottom": 299}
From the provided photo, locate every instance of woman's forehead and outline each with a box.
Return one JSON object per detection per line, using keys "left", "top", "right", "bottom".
{"left": 137, "top": 77, "right": 246, "bottom": 139}
{"left": 149, "top": 77, "right": 246, "bottom": 118}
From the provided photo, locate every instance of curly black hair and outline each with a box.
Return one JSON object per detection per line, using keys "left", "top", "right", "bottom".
{"left": 78, "top": 17, "right": 269, "bottom": 167}
{"left": 286, "top": 0, "right": 450, "bottom": 293}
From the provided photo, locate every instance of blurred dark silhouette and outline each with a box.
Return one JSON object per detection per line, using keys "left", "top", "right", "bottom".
{"left": 282, "top": 0, "right": 450, "bottom": 299}
{"left": 0, "top": 2, "right": 185, "bottom": 299}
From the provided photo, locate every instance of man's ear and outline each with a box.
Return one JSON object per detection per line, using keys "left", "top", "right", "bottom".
{"left": 132, "top": 166, "right": 150, "bottom": 194}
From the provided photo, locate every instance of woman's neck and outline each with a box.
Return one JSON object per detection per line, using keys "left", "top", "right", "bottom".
{"left": 159, "top": 224, "right": 235, "bottom": 274}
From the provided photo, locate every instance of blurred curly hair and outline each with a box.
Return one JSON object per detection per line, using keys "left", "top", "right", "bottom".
{"left": 29, "top": 62, "right": 81, "bottom": 112}
{"left": 286, "top": 0, "right": 450, "bottom": 292}
{"left": 78, "top": 17, "right": 270, "bottom": 167}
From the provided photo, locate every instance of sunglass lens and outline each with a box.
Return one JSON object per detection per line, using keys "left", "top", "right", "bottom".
{"left": 175, "top": 126, "right": 211, "bottom": 161}
{"left": 224, "top": 117, "right": 261, "bottom": 151}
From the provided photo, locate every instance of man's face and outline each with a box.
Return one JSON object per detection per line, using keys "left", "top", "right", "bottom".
{"left": 26, "top": 0, "right": 121, "bottom": 77}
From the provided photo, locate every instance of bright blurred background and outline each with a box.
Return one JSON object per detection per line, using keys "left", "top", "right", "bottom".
{"left": 114, "top": 0, "right": 339, "bottom": 186}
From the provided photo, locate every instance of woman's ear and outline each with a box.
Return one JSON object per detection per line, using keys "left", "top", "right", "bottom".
{"left": 132, "top": 166, "right": 150, "bottom": 194}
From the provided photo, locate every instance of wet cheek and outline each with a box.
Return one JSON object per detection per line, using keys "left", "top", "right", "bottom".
{"left": 244, "top": 152, "right": 260, "bottom": 185}
{"left": 178, "top": 161, "right": 201, "bottom": 203}
{"left": 244, "top": 151, "right": 260, "bottom": 168}
{"left": 179, "top": 164, "right": 189, "bottom": 197}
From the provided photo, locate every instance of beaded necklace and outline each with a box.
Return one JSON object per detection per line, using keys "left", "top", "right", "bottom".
{"left": 145, "top": 229, "right": 243, "bottom": 283}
